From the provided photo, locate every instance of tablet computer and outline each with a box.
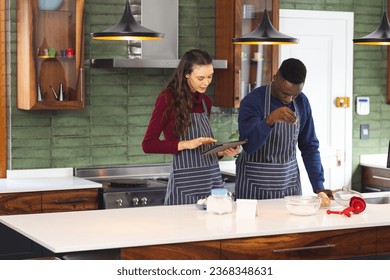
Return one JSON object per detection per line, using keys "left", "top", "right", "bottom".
{"left": 202, "top": 139, "right": 247, "bottom": 156}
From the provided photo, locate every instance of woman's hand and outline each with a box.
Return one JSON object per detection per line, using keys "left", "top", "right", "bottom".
{"left": 178, "top": 137, "right": 217, "bottom": 151}
{"left": 217, "top": 145, "right": 241, "bottom": 158}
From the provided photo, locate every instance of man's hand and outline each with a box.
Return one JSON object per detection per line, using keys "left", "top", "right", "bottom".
{"left": 266, "top": 107, "right": 298, "bottom": 126}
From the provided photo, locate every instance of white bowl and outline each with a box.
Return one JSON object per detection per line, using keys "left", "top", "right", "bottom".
{"left": 284, "top": 195, "right": 321, "bottom": 216}
{"left": 38, "top": 0, "right": 64, "bottom": 11}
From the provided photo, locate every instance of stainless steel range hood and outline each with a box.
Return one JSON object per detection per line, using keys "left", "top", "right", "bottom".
{"left": 90, "top": 0, "right": 227, "bottom": 69}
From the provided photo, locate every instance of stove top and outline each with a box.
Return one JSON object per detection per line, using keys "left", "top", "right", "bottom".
{"left": 74, "top": 164, "right": 171, "bottom": 209}
{"left": 102, "top": 178, "right": 169, "bottom": 191}
{"left": 74, "top": 163, "right": 172, "bottom": 182}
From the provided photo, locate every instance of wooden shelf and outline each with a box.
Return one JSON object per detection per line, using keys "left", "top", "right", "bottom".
{"left": 16, "top": 0, "right": 85, "bottom": 110}
{"left": 214, "top": 0, "right": 279, "bottom": 108}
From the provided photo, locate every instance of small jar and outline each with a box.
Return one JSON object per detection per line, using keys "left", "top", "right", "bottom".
{"left": 206, "top": 188, "right": 233, "bottom": 215}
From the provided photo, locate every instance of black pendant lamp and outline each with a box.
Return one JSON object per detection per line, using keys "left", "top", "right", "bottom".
{"left": 91, "top": 1, "right": 164, "bottom": 41}
{"left": 232, "top": 9, "right": 299, "bottom": 45}
{"left": 353, "top": 12, "right": 390, "bottom": 45}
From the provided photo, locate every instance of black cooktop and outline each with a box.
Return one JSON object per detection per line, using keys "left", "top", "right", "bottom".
{"left": 102, "top": 178, "right": 168, "bottom": 190}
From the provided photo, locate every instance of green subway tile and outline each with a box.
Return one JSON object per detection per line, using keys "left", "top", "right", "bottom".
{"left": 12, "top": 148, "right": 51, "bottom": 158}
{"left": 92, "top": 156, "right": 130, "bottom": 166}
{"left": 91, "top": 126, "right": 127, "bottom": 137}
{"left": 91, "top": 146, "right": 128, "bottom": 157}
{"left": 91, "top": 96, "right": 128, "bottom": 106}
{"left": 129, "top": 126, "right": 147, "bottom": 136}
{"left": 91, "top": 105, "right": 127, "bottom": 116}
{"left": 11, "top": 159, "right": 52, "bottom": 169}
{"left": 128, "top": 115, "right": 151, "bottom": 126}
{"left": 91, "top": 116, "right": 127, "bottom": 126}
{"left": 12, "top": 138, "right": 51, "bottom": 148}
{"left": 52, "top": 137, "right": 91, "bottom": 148}
{"left": 91, "top": 85, "right": 128, "bottom": 95}
{"left": 52, "top": 127, "right": 90, "bottom": 137}
{"left": 52, "top": 147, "right": 91, "bottom": 158}
{"left": 11, "top": 116, "right": 51, "bottom": 127}
{"left": 91, "top": 136, "right": 127, "bottom": 146}
{"left": 52, "top": 116, "right": 91, "bottom": 127}
{"left": 52, "top": 157, "right": 92, "bottom": 168}
{"left": 126, "top": 154, "right": 169, "bottom": 165}
{"left": 11, "top": 127, "right": 52, "bottom": 138}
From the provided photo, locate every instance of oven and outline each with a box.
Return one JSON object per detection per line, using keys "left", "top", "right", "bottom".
{"left": 74, "top": 164, "right": 172, "bottom": 209}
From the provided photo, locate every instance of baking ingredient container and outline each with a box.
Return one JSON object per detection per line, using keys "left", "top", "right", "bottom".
{"left": 207, "top": 188, "right": 233, "bottom": 215}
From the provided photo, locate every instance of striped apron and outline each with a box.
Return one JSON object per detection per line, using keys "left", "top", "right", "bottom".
{"left": 235, "top": 84, "right": 301, "bottom": 199}
{"left": 165, "top": 100, "right": 224, "bottom": 205}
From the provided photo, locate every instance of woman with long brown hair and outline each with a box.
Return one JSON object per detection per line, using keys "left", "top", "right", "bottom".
{"left": 142, "top": 49, "right": 239, "bottom": 205}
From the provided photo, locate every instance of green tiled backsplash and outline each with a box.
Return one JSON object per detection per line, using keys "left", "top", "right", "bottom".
{"left": 6, "top": 0, "right": 390, "bottom": 191}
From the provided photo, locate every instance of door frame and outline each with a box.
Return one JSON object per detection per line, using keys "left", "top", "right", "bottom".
{"left": 279, "top": 9, "right": 354, "bottom": 190}
{"left": 1, "top": 0, "right": 6, "bottom": 178}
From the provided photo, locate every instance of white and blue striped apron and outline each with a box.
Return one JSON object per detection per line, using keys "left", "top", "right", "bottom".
{"left": 165, "top": 99, "right": 224, "bottom": 205}
{"left": 235, "top": 84, "right": 301, "bottom": 199}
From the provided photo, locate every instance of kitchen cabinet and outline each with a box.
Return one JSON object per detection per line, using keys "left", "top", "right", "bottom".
{"left": 0, "top": 189, "right": 98, "bottom": 215}
{"left": 41, "top": 189, "right": 99, "bottom": 213}
{"left": 214, "top": 0, "right": 279, "bottom": 108}
{"left": 16, "top": 0, "right": 85, "bottom": 110}
{"left": 121, "top": 241, "right": 221, "bottom": 260}
{"left": 0, "top": 192, "right": 41, "bottom": 215}
{"left": 361, "top": 165, "right": 390, "bottom": 192}
{"left": 377, "top": 226, "right": 390, "bottom": 257}
{"left": 220, "top": 228, "right": 376, "bottom": 260}
{"left": 0, "top": 188, "right": 98, "bottom": 259}
{"left": 120, "top": 227, "right": 385, "bottom": 260}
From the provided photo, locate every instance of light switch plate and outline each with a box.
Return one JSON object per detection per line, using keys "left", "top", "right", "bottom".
{"left": 360, "top": 124, "right": 369, "bottom": 139}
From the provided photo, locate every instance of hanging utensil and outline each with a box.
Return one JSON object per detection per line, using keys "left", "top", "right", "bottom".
{"left": 50, "top": 85, "right": 58, "bottom": 100}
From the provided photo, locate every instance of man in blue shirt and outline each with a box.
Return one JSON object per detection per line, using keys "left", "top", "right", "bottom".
{"left": 236, "top": 58, "right": 325, "bottom": 199}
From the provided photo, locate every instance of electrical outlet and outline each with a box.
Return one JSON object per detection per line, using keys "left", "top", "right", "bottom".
{"left": 360, "top": 124, "right": 369, "bottom": 140}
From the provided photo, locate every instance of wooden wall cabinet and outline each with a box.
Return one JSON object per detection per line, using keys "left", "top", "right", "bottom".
{"left": 215, "top": 0, "right": 279, "bottom": 108}
{"left": 16, "top": 0, "right": 85, "bottom": 110}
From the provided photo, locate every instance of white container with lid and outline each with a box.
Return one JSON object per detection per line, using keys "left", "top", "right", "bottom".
{"left": 206, "top": 188, "right": 233, "bottom": 215}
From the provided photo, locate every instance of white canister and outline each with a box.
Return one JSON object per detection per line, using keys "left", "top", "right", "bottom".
{"left": 206, "top": 188, "right": 233, "bottom": 215}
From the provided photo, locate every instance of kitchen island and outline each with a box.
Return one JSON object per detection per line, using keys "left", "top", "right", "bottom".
{"left": 1, "top": 191, "right": 390, "bottom": 260}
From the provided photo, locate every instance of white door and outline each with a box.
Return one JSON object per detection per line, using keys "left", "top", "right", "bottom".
{"left": 279, "top": 10, "right": 354, "bottom": 194}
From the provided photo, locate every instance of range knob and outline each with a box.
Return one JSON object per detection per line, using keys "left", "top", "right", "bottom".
{"left": 116, "top": 198, "right": 123, "bottom": 207}
{"left": 132, "top": 197, "right": 139, "bottom": 206}
{"left": 141, "top": 197, "right": 148, "bottom": 205}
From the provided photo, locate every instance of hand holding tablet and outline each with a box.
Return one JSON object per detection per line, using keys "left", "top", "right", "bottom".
{"left": 202, "top": 139, "right": 248, "bottom": 156}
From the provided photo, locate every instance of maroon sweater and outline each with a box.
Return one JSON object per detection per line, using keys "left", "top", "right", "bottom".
{"left": 142, "top": 88, "right": 212, "bottom": 154}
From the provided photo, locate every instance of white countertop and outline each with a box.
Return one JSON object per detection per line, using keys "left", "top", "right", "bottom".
{"left": 1, "top": 192, "right": 389, "bottom": 253}
{"left": 360, "top": 154, "right": 388, "bottom": 169}
{"left": 0, "top": 168, "right": 102, "bottom": 193}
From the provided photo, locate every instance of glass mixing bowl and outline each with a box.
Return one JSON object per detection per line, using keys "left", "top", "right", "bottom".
{"left": 284, "top": 195, "right": 321, "bottom": 216}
